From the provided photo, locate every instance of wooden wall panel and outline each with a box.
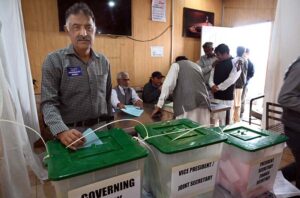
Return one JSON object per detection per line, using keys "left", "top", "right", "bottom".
{"left": 132, "top": 0, "right": 172, "bottom": 87}
{"left": 22, "top": 0, "right": 72, "bottom": 93}
{"left": 223, "top": 0, "right": 277, "bottom": 27}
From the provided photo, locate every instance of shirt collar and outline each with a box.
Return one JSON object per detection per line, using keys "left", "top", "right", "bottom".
{"left": 64, "top": 44, "right": 100, "bottom": 59}
{"left": 151, "top": 81, "right": 160, "bottom": 88}
{"left": 118, "top": 85, "right": 130, "bottom": 90}
{"left": 118, "top": 85, "right": 130, "bottom": 95}
{"left": 206, "top": 54, "right": 216, "bottom": 59}
{"left": 118, "top": 85, "right": 123, "bottom": 91}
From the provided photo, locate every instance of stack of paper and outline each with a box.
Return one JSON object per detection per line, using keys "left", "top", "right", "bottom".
{"left": 121, "top": 105, "right": 144, "bottom": 117}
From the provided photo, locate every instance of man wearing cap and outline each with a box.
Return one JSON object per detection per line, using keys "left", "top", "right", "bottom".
{"left": 142, "top": 71, "right": 165, "bottom": 104}
{"left": 152, "top": 56, "right": 210, "bottom": 125}
{"left": 111, "top": 72, "right": 143, "bottom": 109}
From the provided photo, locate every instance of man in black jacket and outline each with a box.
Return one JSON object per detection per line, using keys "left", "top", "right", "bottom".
{"left": 142, "top": 71, "right": 164, "bottom": 104}
{"left": 209, "top": 44, "right": 241, "bottom": 125}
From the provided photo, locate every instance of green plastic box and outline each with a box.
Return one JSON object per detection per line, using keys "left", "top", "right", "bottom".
{"left": 135, "top": 118, "right": 227, "bottom": 198}
{"left": 46, "top": 128, "right": 148, "bottom": 198}
{"left": 213, "top": 123, "right": 288, "bottom": 198}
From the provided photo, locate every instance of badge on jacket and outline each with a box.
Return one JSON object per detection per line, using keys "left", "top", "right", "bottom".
{"left": 67, "top": 66, "right": 82, "bottom": 77}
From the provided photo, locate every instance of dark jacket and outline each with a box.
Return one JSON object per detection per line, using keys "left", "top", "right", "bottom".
{"left": 142, "top": 81, "right": 161, "bottom": 104}
{"left": 213, "top": 57, "right": 235, "bottom": 100}
{"left": 246, "top": 59, "right": 254, "bottom": 83}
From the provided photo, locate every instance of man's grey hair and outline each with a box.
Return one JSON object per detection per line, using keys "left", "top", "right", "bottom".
{"left": 117, "top": 72, "right": 130, "bottom": 80}
{"left": 202, "top": 42, "right": 213, "bottom": 49}
{"left": 65, "top": 2, "right": 95, "bottom": 30}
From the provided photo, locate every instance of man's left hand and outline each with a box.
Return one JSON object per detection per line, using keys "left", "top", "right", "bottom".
{"left": 134, "top": 100, "right": 143, "bottom": 109}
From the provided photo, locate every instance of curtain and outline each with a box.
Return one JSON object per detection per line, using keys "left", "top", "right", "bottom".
{"left": 0, "top": 0, "right": 40, "bottom": 146}
{"left": 0, "top": 59, "right": 34, "bottom": 197}
{"left": 0, "top": 0, "right": 48, "bottom": 197}
{"left": 262, "top": 0, "right": 300, "bottom": 127}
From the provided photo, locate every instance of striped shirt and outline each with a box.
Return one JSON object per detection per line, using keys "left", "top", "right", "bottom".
{"left": 41, "top": 45, "right": 112, "bottom": 135}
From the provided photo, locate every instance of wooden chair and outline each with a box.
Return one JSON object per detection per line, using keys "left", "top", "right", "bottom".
{"left": 249, "top": 95, "right": 264, "bottom": 125}
{"left": 265, "top": 102, "right": 284, "bottom": 134}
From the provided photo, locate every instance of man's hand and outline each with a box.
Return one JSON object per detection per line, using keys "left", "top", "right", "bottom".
{"left": 57, "top": 129, "right": 86, "bottom": 150}
{"left": 134, "top": 100, "right": 143, "bottom": 109}
{"left": 212, "top": 60, "right": 219, "bottom": 68}
{"left": 211, "top": 85, "right": 219, "bottom": 93}
{"left": 117, "top": 103, "right": 126, "bottom": 109}
{"left": 151, "top": 106, "right": 162, "bottom": 118}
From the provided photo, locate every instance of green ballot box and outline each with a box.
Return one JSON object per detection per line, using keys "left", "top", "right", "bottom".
{"left": 45, "top": 128, "right": 148, "bottom": 198}
{"left": 135, "top": 118, "right": 227, "bottom": 198}
{"left": 213, "top": 124, "right": 288, "bottom": 198}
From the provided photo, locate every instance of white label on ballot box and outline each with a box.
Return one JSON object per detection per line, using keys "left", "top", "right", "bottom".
{"left": 68, "top": 170, "right": 141, "bottom": 198}
{"left": 247, "top": 153, "right": 282, "bottom": 190}
{"left": 171, "top": 158, "right": 218, "bottom": 198}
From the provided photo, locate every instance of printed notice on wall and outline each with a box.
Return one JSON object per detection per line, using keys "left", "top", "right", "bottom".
{"left": 247, "top": 153, "right": 282, "bottom": 190}
{"left": 152, "top": 0, "right": 166, "bottom": 22}
{"left": 170, "top": 158, "right": 218, "bottom": 198}
{"left": 151, "top": 46, "right": 164, "bottom": 57}
{"left": 68, "top": 170, "right": 141, "bottom": 198}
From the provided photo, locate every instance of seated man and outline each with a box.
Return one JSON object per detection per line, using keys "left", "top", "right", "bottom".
{"left": 142, "top": 71, "right": 165, "bottom": 104}
{"left": 111, "top": 72, "right": 143, "bottom": 109}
